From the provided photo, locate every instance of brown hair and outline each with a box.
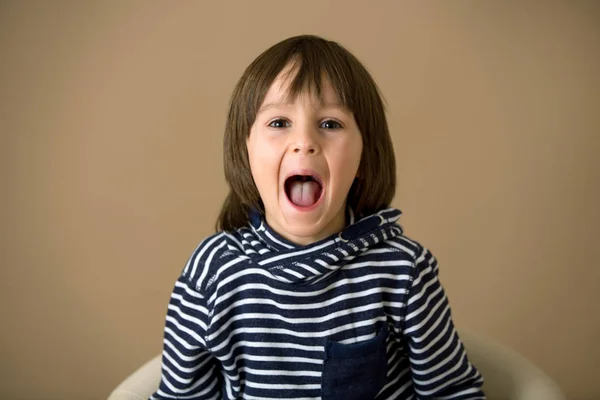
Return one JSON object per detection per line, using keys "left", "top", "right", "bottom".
{"left": 216, "top": 35, "right": 396, "bottom": 231}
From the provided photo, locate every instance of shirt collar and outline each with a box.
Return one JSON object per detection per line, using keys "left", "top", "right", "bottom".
{"left": 242, "top": 208, "right": 404, "bottom": 284}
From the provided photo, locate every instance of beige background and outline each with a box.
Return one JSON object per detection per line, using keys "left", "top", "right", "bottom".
{"left": 1, "top": 1, "right": 599, "bottom": 399}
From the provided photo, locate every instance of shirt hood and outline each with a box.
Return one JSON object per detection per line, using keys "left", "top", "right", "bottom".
{"left": 236, "top": 208, "right": 404, "bottom": 284}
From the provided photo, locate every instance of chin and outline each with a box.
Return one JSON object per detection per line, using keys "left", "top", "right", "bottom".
{"left": 270, "top": 198, "right": 345, "bottom": 244}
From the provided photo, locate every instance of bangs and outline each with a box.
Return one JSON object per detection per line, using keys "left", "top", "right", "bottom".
{"left": 277, "top": 55, "right": 351, "bottom": 108}
{"left": 243, "top": 36, "right": 367, "bottom": 130}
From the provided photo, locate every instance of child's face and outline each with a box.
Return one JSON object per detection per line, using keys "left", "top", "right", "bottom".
{"left": 247, "top": 69, "right": 363, "bottom": 246}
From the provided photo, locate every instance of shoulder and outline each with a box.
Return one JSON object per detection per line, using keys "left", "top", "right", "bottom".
{"left": 384, "top": 232, "right": 439, "bottom": 276}
{"left": 180, "top": 230, "right": 248, "bottom": 292}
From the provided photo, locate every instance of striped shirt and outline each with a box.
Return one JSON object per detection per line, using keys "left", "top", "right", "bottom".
{"left": 151, "top": 208, "right": 485, "bottom": 399}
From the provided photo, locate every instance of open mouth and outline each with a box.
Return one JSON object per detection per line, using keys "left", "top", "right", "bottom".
{"left": 284, "top": 175, "right": 324, "bottom": 208}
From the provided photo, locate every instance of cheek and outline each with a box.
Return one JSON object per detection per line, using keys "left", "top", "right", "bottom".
{"left": 339, "top": 135, "right": 363, "bottom": 170}
{"left": 329, "top": 141, "right": 362, "bottom": 187}
{"left": 247, "top": 140, "right": 278, "bottom": 194}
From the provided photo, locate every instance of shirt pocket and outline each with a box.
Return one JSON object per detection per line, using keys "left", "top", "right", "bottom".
{"left": 321, "top": 324, "right": 389, "bottom": 400}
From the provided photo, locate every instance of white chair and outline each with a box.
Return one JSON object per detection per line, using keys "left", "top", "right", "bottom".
{"left": 108, "top": 331, "right": 566, "bottom": 400}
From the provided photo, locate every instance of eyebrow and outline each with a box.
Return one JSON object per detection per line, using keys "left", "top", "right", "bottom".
{"left": 257, "top": 101, "right": 349, "bottom": 115}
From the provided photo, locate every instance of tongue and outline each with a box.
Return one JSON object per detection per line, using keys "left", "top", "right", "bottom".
{"left": 289, "top": 180, "right": 320, "bottom": 207}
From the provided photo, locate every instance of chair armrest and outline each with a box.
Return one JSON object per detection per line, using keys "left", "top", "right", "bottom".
{"left": 459, "top": 331, "right": 566, "bottom": 400}
{"left": 107, "top": 355, "right": 162, "bottom": 400}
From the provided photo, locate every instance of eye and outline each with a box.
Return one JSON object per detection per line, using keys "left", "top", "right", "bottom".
{"left": 268, "top": 119, "right": 291, "bottom": 128}
{"left": 320, "top": 119, "right": 342, "bottom": 130}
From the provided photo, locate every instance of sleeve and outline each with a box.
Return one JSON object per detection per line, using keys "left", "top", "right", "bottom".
{"left": 402, "top": 246, "right": 485, "bottom": 400}
{"left": 150, "top": 275, "right": 222, "bottom": 400}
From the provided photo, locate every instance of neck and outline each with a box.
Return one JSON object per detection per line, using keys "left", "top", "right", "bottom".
{"left": 265, "top": 206, "right": 348, "bottom": 246}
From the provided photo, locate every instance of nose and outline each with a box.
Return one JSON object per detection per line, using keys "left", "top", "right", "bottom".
{"left": 292, "top": 124, "right": 320, "bottom": 155}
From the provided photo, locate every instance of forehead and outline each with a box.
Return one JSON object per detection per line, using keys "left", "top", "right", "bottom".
{"left": 261, "top": 64, "right": 343, "bottom": 108}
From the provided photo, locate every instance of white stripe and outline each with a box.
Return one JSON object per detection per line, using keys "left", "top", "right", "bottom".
{"left": 337, "top": 330, "right": 379, "bottom": 345}
{"left": 405, "top": 295, "right": 449, "bottom": 340}
{"left": 209, "top": 302, "right": 383, "bottom": 340}
{"left": 231, "top": 243, "right": 252, "bottom": 254}
{"left": 162, "top": 362, "right": 196, "bottom": 385}
{"left": 189, "top": 233, "right": 224, "bottom": 280}
{"left": 292, "top": 262, "right": 321, "bottom": 275}
{"left": 203, "top": 256, "right": 248, "bottom": 290}
{"left": 212, "top": 270, "right": 412, "bottom": 308}
{"left": 163, "top": 339, "right": 203, "bottom": 362}
{"left": 385, "top": 341, "right": 400, "bottom": 367}
{"left": 265, "top": 229, "right": 294, "bottom": 249}
{"left": 410, "top": 327, "right": 458, "bottom": 365}
{"left": 197, "top": 239, "right": 227, "bottom": 286}
{"left": 405, "top": 284, "right": 443, "bottom": 320}
{"left": 345, "top": 259, "right": 413, "bottom": 270}
{"left": 398, "top": 234, "right": 421, "bottom": 249}
{"left": 243, "top": 394, "right": 319, "bottom": 400}
{"left": 258, "top": 239, "right": 336, "bottom": 265}
{"left": 409, "top": 314, "right": 452, "bottom": 355}
{"left": 407, "top": 267, "right": 437, "bottom": 304}
{"left": 225, "top": 232, "right": 244, "bottom": 250}
{"left": 434, "top": 386, "right": 483, "bottom": 399}
{"left": 211, "top": 316, "right": 386, "bottom": 353}
{"left": 166, "top": 315, "right": 206, "bottom": 347}
{"left": 212, "top": 287, "right": 406, "bottom": 325}
{"left": 241, "top": 366, "right": 320, "bottom": 377}
{"left": 218, "top": 340, "right": 322, "bottom": 367}
{"left": 280, "top": 267, "right": 305, "bottom": 279}
{"left": 380, "top": 363, "right": 412, "bottom": 396}
{"left": 174, "top": 280, "right": 205, "bottom": 300}
{"left": 404, "top": 276, "right": 442, "bottom": 320}
{"left": 413, "top": 353, "right": 472, "bottom": 393}
{"left": 224, "top": 367, "right": 235, "bottom": 399}
{"left": 310, "top": 269, "right": 337, "bottom": 284}
{"left": 219, "top": 350, "right": 322, "bottom": 376}
{"left": 382, "top": 301, "right": 405, "bottom": 308}
{"left": 235, "top": 354, "right": 323, "bottom": 365}
{"left": 157, "top": 366, "right": 219, "bottom": 397}
{"left": 167, "top": 304, "right": 207, "bottom": 331}
{"left": 314, "top": 258, "right": 338, "bottom": 269}
{"left": 411, "top": 336, "right": 462, "bottom": 375}
{"left": 241, "top": 239, "right": 262, "bottom": 247}
{"left": 380, "top": 208, "right": 401, "bottom": 224}
{"left": 162, "top": 347, "right": 213, "bottom": 374}
{"left": 164, "top": 327, "right": 200, "bottom": 351}
{"left": 387, "top": 375, "right": 415, "bottom": 400}
{"left": 323, "top": 252, "right": 339, "bottom": 261}
{"left": 363, "top": 247, "right": 400, "bottom": 255}
{"left": 245, "top": 381, "right": 320, "bottom": 390}
{"left": 387, "top": 239, "right": 418, "bottom": 257}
